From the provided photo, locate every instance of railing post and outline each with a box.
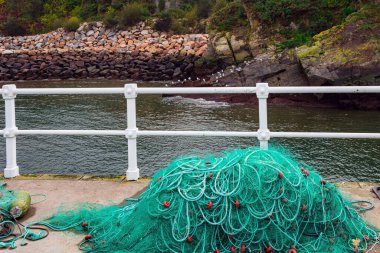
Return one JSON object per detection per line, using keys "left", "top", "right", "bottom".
{"left": 2, "top": 84, "right": 19, "bottom": 177}
{"left": 124, "top": 83, "right": 139, "bottom": 180}
{"left": 256, "top": 83, "right": 270, "bottom": 150}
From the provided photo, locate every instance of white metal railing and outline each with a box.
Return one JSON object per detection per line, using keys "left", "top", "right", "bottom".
{"left": 1, "top": 83, "right": 380, "bottom": 180}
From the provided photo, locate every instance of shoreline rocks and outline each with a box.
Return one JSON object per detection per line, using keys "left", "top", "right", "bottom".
{"left": 0, "top": 22, "right": 209, "bottom": 81}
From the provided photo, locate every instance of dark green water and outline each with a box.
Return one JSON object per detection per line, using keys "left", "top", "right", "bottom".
{"left": 0, "top": 80, "right": 379, "bottom": 182}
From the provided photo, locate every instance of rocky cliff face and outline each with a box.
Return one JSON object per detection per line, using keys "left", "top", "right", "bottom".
{"left": 296, "top": 5, "right": 380, "bottom": 86}
{"left": 202, "top": 5, "right": 379, "bottom": 109}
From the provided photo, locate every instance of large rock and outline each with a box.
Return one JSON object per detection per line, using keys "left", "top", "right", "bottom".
{"left": 210, "top": 32, "right": 252, "bottom": 64}
{"left": 215, "top": 54, "right": 308, "bottom": 88}
{"left": 229, "top": 35, "right": 251, "bottom": 63}
{"left": 296, "top": 5, "right": 380, "bottom": 86}
{"left": 211, "top": 33, "right": 234, "bottom": 64}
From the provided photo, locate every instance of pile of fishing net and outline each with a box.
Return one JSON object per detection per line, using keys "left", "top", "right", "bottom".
{"left": 3, "top": 147, "right": 380, "bottom": 252}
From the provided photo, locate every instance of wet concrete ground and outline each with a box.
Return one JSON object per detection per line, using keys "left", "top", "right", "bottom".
{"left": 1, "top": 177, "right": 379, "bottom": 253}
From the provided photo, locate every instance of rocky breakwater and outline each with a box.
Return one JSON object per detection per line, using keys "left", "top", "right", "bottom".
{"left": 0, "top": 22, "right": 208, "bottom": 81}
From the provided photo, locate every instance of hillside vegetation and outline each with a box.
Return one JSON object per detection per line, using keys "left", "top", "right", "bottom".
{"left": 0, "top": 0, "right": 375, "bottom": 51}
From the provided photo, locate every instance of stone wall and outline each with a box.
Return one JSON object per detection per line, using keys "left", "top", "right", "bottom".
{"left": 0, "top": 22, "right": 208, "bottom": 81}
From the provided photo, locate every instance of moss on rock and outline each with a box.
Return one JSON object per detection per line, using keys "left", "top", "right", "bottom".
{"left": 296, "top": 4, "right": 380, "bottom": 84}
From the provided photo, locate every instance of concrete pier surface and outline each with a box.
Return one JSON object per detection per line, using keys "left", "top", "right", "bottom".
{"left": 1, "top": 176, "right": 380, "bottom": 253}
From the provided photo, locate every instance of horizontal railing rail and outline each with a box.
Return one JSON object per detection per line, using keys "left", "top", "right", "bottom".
{"left": 1, "top": 130, "right": 379, "bottom": 139}
{"left": 1, "top": 85, "right": 378, "bottom": 95}
{"left": 1, "top": 83, "right": 380, "bottom": 179}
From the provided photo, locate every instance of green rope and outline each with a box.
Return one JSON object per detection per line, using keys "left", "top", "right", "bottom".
{"left": 351, "top": 200, "right": 375, "bottom": 212}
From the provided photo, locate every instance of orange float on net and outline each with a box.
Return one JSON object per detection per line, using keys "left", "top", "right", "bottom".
{"left": 163, "top": 201, "right": 170, "bottom": 208}
{"left": 265, "top": 246, "right": 272, "bottom": 253}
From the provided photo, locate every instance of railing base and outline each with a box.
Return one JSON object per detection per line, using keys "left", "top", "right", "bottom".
{"left": 126, "top": 168, "right": 139, "bottom": 181}
{"left": 4, "top": 166, "right": 19, "bottom": 178}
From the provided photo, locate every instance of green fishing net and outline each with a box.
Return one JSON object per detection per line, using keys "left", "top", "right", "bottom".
{"left": 0, "top": 184, "right": 14, "bottom": 212}
{"left": 2, "top": 147, "right": 379, "bottom": 252}
{"left": 0, "top": 183, "right": 18, "bottom": 247}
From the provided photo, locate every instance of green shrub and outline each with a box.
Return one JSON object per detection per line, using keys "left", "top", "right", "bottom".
{"left": 184, "top": 6, "right": 197, "bottom": 27}
{"left": 196, "top": 0, "right": 213, "bottom": 19}
{"left": 40, "top": 13, "right": 64, "bottom": 31}
{"left": 159, "top": 0, "right": 166, "bottom": 12}
{"left": 170, "top": 19, "right": 189, "bottom": 34}
{"left": 1, "top": 17, "right": 27, "bottom": 36}
{"left": 103, "top": 6, "right": 118, "bottom": 28}
{"left": 168, "top": 8, "right": 187, "bottom": 19}
{"left": 79, "top": 2, "right": 98, "bottom": 19}
{"left": 154, "top": 12, "right": 172, "bottom": 31}
{"left": 110, "top": 0, "right": 122, "bottom": 10}
{"left": 63, "top": 16, "right": 81, "bottom": 32}
{"left": 340, "top": 5, "right": 356, "bottom": 20}
{"left": 138, "top": 0, "right": 157, "bottom": 13}
{"left": 212, "top": 0, "right": 228, "bottom": 14}
{"left": 276, "top": 30, "right": 312, "bottom": 51}
{"left": 71, "top": 6, "right": 82, "bottom": 17}
{"left": 309, "top": 9, "right": 334, "bottom": 34}
{"left": 118, "top": 3, "right": 149, "bottom": 28}
{"left": 22, "top": 0, "right": 44, "bottom": 21}
{"left": 208, "top": 1, "right": 248, "bottom": 32}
